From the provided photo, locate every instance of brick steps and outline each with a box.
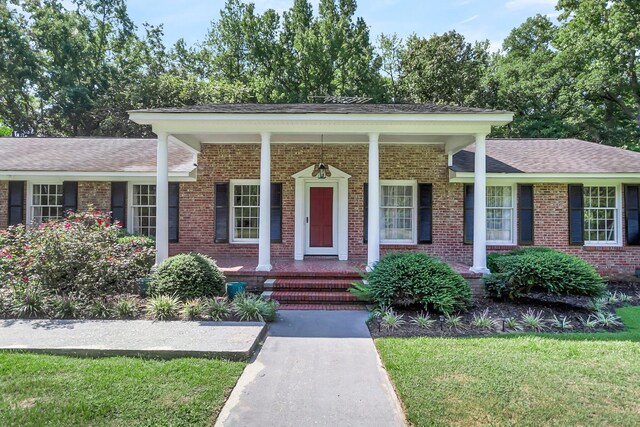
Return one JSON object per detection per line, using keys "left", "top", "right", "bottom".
{"left": 262, "top": 274, "right": 367, "bottom": 310}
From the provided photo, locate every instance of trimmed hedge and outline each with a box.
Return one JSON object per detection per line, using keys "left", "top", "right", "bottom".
{"left": 149, "top": 253, "right": 226, "bottom": 300}
{"left": 366, "top": 252, "right": 471, "bottom": 314}
{"left": 484, "top": 248, "right": 606, "bottom": 299}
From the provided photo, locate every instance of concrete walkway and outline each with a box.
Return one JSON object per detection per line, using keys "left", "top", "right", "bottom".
{"left": 216, "top": 311, "right": 406, "bottom": 427}
{"left": 0, "top": 319, "right": 266, "bottom": 360}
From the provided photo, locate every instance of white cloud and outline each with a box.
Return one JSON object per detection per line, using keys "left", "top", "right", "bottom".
{"left": 455, "top": 14, "right": 480, "bottom": 25}
{"left": 505, "top": 0, "right": 555, "bottom": 10}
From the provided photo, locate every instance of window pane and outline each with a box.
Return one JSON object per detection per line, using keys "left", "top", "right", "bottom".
{"left": 380, "top": 184, "right": 414, "bottom": 242}
{"left": 232, "top": 184, "right": 260, "bottom": 240}
{"left": 583, "top": 186, "right": 617, "bottom": 243}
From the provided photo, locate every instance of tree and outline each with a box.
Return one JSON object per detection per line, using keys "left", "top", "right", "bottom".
{"left": 377, "top": 33, "right": 403, "bottom": 102}
{"left": 399, "top": 31, "right": 489, "bottom": 105}
{"left": 556, "top": 0, "right": 640, "bottom": 148}
{"left": 481, "top": 15, "right": 576, "bottom": 138}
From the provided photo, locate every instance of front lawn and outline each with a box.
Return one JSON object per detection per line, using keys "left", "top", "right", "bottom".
{"left": 0, "top": 353, "right": 245, "bottom": 426}
{"left": 376, "top": 306, "right": 640, "bottom": 427}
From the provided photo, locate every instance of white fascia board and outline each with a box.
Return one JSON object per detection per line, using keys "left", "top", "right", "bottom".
{"left": 0, "top": 171, "right": 196, "bottom": 182}
{"left": 129, "top": 112, "right": 514, "bottom": 126}
{"left": 450, "top": 171, "right": 640, "bottom": 183}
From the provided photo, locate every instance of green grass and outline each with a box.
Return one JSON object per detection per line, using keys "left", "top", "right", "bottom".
{"left": 376, "top": 306, "right": 640, "bottom": 427}
{"left": 0, "top": 353, "right": 246, "bottom": 426}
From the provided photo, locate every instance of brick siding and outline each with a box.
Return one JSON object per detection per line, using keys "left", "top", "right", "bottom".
{"left": 1, "top": 147, "right": 639, "bottom": 275}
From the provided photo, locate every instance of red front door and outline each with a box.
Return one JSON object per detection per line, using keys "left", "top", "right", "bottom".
{"left": 309, "top": 187, "right": 333, "bottom": 247}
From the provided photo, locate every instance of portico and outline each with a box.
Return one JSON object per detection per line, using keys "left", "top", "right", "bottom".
{"left": 129, "top": 103, "right": 513, "bottom": 274}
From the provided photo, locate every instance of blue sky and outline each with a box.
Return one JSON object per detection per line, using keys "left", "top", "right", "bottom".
{"left": 125, "top": 0, "right": 559, "bottom": 51}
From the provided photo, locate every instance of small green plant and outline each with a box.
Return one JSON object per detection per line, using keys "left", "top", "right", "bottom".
{"left": 11, "top": 287, "right": 46, "bottom": 318}
{"left": 181, "top": 298, "right": 203, "bottom": 320}
{"left": 260, "top": 299, "right": 279, "bottom": 322}
{"left": 578, "top": 315, "right": 599, "bottom": 329}
{"left": 550, "top": 315, "right": 573, "bottom": 330}
{"left": 204, "top": 297, "right": 231, "bottom": 321}
{"left": 348, "top": 281, "right": 372, "bottom": 302}
{"left": 146, "top": 294, "right": 181, "bottom": 320}
{"left": 503, "top": 317, "right": 522, "bottom": 331}
{"left": 48, "top": 294, "right": 80, "bottom": 319}
{"left": 521, "top": 309, "right": 546, "bottom": 331}
{"left": 590, "top": 296, "right": 608, "bottom": 313}
{"left": 444, "top": 313, "right": 466, "bottom": 330}
{"left": 607, "top": 291, "right": 621, "bottom": 305}
{"left": 409, "top": 312, "right": 436, "bottom": 328}
{"left": 113, "top": 296, "right": 139, "bottom": 318}
{"left": 616, "top": 292, "right": 632, "bottom": 303}
{"left": 87, "top": 299, "right": 112, "bottom": 319}
{"left": 594, "top": 311, "right": 622, "bottom": 327}
{"left": 470, "top": 309, "right": 497, "bottom": 330}
{"left": 232, "top": 293, "right": 265, "bottom": 321}
{"left": 381, "top": 309, "right": 405, "bottom": 330}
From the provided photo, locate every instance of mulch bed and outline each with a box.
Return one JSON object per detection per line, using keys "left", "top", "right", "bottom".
{"left": 368, "top": 281, "right": 640, "bottom": 338}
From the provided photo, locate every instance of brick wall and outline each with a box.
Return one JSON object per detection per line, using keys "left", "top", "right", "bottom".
{"left": 78, "top": 181, "right": 111, "bottom": 212}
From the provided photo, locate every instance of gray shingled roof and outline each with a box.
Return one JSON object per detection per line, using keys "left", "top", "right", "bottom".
{"left": 453, "top": 138, "right": 640, "bottom": 173}
{"left": 0, "top": 138, "right": 195, "bottom": 173}
{"left": 132, "top": 103, "right": 506, "bottom": 114}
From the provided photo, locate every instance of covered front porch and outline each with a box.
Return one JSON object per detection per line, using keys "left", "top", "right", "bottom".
{"left": 128, "top": 104, "right": 513, "bottom": 275}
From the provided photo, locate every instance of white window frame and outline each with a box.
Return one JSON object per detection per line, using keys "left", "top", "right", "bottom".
{"left": 380, "top": 180, "right": 418, "bottom": 245}
{"left": 128, "top": 182, "right": 157, "bottom": 237}
{"left": 26, "top": 180, "right": 64, "bottom": 225}
{"left": 486, "top": 184, "right": 517, "bottom": 246}
{"left": 230, "top": 179, "right": 261, "bottom": 244}
{"left": 583, "top": 184, "right": 622, "bottom": 247}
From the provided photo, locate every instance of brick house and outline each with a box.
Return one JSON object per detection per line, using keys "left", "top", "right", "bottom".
{"left": 2, "top": 104, "right": 640, "bottom": 300}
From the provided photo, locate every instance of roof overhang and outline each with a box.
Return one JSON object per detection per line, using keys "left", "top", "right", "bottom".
{"left": 0, "top": 170, "right": 197, "bottom": 182}
{"left": 450, "top": 171, "right": 640, "bottom": 183}
{"left": 129, "top": 112, "right": 514, "bottom": 150}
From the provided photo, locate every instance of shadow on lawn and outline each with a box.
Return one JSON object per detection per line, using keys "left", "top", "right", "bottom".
{"left": 490, "top": 306, "right": 640, "bottom": 343}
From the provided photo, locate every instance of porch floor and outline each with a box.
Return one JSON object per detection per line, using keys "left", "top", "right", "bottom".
{"left": 216, "top": 256, "right": 479, "bottom": 278}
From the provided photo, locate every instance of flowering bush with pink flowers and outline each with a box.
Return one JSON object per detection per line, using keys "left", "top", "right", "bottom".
{"left": 0, "top": 210, "right": 155, "bottom": 299}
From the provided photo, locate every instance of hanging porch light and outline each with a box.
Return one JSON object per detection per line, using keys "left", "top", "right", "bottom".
{"left": 312, "top": 134, "right": 331, "bottom": 179}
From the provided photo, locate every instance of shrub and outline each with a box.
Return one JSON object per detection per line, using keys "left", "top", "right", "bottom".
{"left": 146, "top": 294, "right": 181, "bottom": 320}
{"left": 114, "top": 296, "right": 139, "bottom": 318}
{"left": 232, "top": 293, "right": 264, "bottom": 321}
{"left": 117, "top": 234, "right": 155, "bottom": 250}
{"left": 149, "top": 253, "right": 225, "bottom": 300}
{"left": 204, "top": 297, "right": 231, "bottom": 321}
{"left": 47, "top": 294, "right": 80, "bottom": 319}
{"left": 87, "top": 299, "right": 112, "bottom": 319}
{"left": 10, "top": 287, "right": 46, "bottom": 318}
{"left": 260, "top": 299, "right": 279, "bottom": 322}
{"left": 365, "top": 252, "right": 471, "bottom": 314}
{"left": 0, "top": 210, "right": 155, "bottom": 298}
{"left": 484, "top": 248, "right": 606, "bottom": 299}
{"left": 181, "top": 299, "right": 203, "bottom": 320}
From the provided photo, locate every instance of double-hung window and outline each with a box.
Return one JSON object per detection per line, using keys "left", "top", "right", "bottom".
{"left": 486, "top": 185, "right": 515, "bottom": 244}
{"left": 31, "top": 184, "right": 64, "bottom": 223}
{"left": 132, "top": 184, "right": 156, "bottom": 236}
{"left": 583, "top": 186, "right": 619, "bottom": 245}
{"left": 380, "top": 181, "right": 416, "bottom": 244}
{"left": 231, "top": 181, "right": 260, "bottom": 242}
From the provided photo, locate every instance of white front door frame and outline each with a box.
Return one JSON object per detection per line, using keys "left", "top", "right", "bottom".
{"left": 304, "top": 181, "right": 338, "bottom": 256}
{"left": 293, "top": 165, "right": 351, "bottom": 261}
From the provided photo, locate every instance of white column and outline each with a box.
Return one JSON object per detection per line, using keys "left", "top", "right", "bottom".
{"left": 471, "top": 133, "right": 490, "bottom": 274}
{"left": 256, "top": 132, "right": 272, "bottom": 272}
{"left": 367, "top": 133, "right": 380, "bottom": 271}
{"left": 155, "top": 131, "right": 169, "bottom": 265}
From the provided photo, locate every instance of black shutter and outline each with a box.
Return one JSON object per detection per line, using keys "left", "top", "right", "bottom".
{"left": 169, "top": 182, "right": 179, "bottom": 243}
{"left": 110, "top": 182, "right": 127, "bottom": 228}
{"left": 568, "top": 184, "right": 584, "bottom": 245}
{"left": 215, "top": 183, "right": 229, "bottom": 243}
{"left": 270, "top": 183, "right": 282, "bottom": 243}
{"left": 625, "top": 185, "right": 640, "bottom": 245}
{"left": 463, "top": 184, "right": 474, "bottom": 244}
{"left": 518, "top": 184, "right": 534, "bottom": 245}
{"left": 418, "top": 183, "right": 433, "bottom": 244}
{"left": 8, "top": 181, "right": 25, "bottom": 226}
{"left": 363, "top": 183, "right": 368, "bottom": 243}
{"left": 62, "top": 181, "right": 78, "bottom": 214}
